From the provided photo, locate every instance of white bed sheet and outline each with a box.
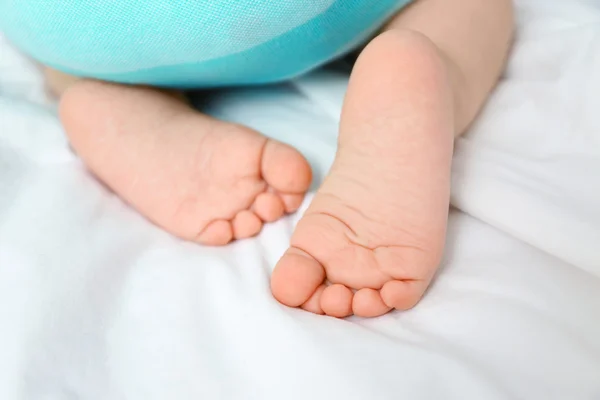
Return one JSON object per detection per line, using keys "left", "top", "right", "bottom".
{"left": 1, "top": 0, "right": 600, "bottom": 399}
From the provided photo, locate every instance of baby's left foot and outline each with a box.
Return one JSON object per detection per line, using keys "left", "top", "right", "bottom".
{"left": 271, "top": 31, "right": 455, "bottom": 318}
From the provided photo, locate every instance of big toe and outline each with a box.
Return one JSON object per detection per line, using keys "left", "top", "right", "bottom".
{"left": 261, "top": 139, "right": 312, "bottom": 196}
{"left": 271, "top": 247, "right": 325, "bottom": 308}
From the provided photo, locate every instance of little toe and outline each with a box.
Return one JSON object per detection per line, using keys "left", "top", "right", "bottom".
{"left": 301, "top": 284, "right": 326, "bottom": 315}
{"left": 352, "top": 288, "right": 392, "bottom": 318}
{"left": 253, "top": 192, "right": 285, "bottom": 222}
{"left": 271, "top": 247, "right": 326, "bottom": 307}
{"left": 261, "top": 139, "right": 312, "bottom": 194}
{"left": 321, "top": 284, "right": 354, "bottom": 318}
{"left": 232, "top": 210, "right": 263, "bottom": 239}
{"left": 196, "top": 220, "right": 234, "bottom": 246}
{"left": 380, "top": 280, "right": 428, "bottom": 311}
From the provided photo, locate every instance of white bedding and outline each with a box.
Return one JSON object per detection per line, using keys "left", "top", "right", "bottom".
{"left": 1, "top": 0, "right": 600, "bottom": 399}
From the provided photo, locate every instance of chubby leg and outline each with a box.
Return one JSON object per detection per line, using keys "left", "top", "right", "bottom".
{"left": 43, "top": 67, "right": 80, "bottom": 97}
{"left": 49, "top": 71, "right": 311, "bottom": 244}
{"left": 271, "top": 0, "right": 514, "bottom": 317}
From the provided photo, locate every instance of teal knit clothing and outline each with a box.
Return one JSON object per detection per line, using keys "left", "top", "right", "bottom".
{"left": 0, "top": 0, "right": 412, "bottom": 88}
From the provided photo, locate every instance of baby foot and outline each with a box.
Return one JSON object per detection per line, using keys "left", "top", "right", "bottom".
{"left": 271, "top": 31, "right": 454, "bottom": 317}
{"left": 60, "top": 82, "right": 311, "bottom": 245}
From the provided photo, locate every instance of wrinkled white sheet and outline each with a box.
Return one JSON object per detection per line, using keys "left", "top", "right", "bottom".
{"left": 1, "top": 0, "right": 600, "bottom": 399}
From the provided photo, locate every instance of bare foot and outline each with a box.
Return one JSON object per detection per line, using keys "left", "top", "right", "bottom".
{"left": 59, "top": 81, "right": 312, "bottom": 245}
{"left": 271, "top": 31, "right": 454, "bottom": 317}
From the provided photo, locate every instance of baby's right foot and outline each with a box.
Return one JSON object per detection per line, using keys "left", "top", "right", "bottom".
{"left": 271, "top": 31, "right": 454, "bottom": 318}
{"left": 59, "top": 81, "right": 312, "bottom": 245}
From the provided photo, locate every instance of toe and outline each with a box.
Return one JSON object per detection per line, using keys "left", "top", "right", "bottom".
{"left": 196, "top": 220, "right": 234, "bottom": 246}
{"left": 280, "top": 193, "right": 305, "bottom": 214}
{"left": 254, "top": 192, "right": 285, "bottom": 222}
{"left": 301, "top": 284, "right": 326, "bottom": 315}
{"left": 321, "top": 284, "right": 354, "bottom": 318}
{"left": 232, "top": 210, "right": 263, "bottom": 239}
{"left": 380, "top": 280, "right": 428, "bottom": 311}
{"left": 271, "top": 247, "right": 326, "bottom": 307}
{"left": 261, "top": 139, "right": 312, "bottom": 194}
{"left": 352, "top": 288, "right": 392, "bottom": 318}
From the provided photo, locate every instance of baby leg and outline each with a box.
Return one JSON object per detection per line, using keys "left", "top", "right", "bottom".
{"left": 44, "top": 67, "right": 80, "bottom": 97}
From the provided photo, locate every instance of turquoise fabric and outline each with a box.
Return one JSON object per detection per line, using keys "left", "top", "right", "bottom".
{"left": 0, "top": 0, "right": 412, "bottom": 89}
